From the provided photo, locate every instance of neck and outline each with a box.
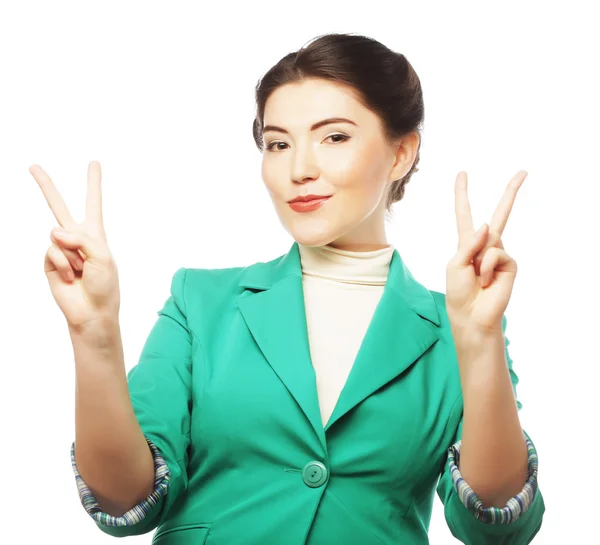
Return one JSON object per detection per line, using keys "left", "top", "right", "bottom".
{"left": 327, "top": 241, "right": 390, "bottom": 252}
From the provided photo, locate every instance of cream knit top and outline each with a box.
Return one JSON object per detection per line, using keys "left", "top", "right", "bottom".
{"left": 297, "top": 242, "right": 395, "bottom": 427}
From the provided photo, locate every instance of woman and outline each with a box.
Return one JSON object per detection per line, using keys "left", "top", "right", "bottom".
{"left": 33, "top": 33, "right": 544, "bottom": 544}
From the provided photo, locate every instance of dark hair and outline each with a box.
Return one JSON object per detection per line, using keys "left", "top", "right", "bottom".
{"left": 252, "top": 32, "right": 424, "bottom": 212}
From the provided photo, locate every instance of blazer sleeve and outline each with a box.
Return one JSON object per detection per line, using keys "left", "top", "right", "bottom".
{"left": 70, "top": 437, "right": 170, "bottom": 530}
{"left": 435, "top": 315, "right": 545, "bottom": 544}
{"left": 70, "top": 267, "right": 196, "bottom": 537}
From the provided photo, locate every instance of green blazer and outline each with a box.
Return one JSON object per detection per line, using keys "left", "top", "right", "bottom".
{"left": 94, "top": 241, "right": 544, "bottom": 544}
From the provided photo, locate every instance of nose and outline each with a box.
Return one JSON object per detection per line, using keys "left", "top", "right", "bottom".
{"left": 290, "top": 144, "right": 319, "bottom": 184}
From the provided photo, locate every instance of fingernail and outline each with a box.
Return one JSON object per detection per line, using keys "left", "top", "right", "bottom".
{"left": 53, "top": 229, "right": 70, "bottom": 239}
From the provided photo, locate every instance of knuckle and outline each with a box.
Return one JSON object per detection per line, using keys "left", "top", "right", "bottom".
{"left": 62, "top": 246, "right": 78, "bottom": 260}
{"left": 447, "top": 256, "right": 459, "bottom": 269}
{"left": 48, "top": 243, "right": 61, "bottom": 258}
{"left": 99, "top": 252, "right": 114, "bottom": 266}
{"left": 48, "top": 250, "right": 69, "bottom": 271}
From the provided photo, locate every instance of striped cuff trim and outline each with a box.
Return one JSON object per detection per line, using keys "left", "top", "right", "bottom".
{"left": 448, "top": 435, "right": 539, "bottom": 524}
{"left": 70, "top": 437, "right": 170, "bottom": 527}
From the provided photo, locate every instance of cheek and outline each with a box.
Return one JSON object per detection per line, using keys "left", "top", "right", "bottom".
{"left": 261, "top": 174, "right": 279, "bottom": 198}
{"left": 261, "top": 162, "right": 287, "bottom": 197}
{"left": 330, "top": 153, "right": 388, "bottom": 202}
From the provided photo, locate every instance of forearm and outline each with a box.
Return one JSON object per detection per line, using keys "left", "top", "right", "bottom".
{"left": 452, "top": 328, "right": 528, "bottom": 508}
{"left": 70, "top": 319, "right": 155, "bottom": 517}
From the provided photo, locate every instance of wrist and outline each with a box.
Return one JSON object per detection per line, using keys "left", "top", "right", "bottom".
{"left": 69, "top": 315, "right": 121, "bottom": 350}
{"left": 450, "top": 322, "right": 503, "bottom": 347}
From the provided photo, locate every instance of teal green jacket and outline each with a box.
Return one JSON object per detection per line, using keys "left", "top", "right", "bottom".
{"left": 85, "top": 241, "right": 544, "bottom": 544}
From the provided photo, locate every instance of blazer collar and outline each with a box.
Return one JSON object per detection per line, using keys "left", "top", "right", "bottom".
{"left": 235, "top": 241, "right": 440, "bottom": 447}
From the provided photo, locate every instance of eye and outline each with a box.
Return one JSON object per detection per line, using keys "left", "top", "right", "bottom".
{"left": 265, "top": 133, "right": 351, "bottom": 152}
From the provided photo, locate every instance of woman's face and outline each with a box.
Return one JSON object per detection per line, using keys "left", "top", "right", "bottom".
{"left": 261, "top": 78, "right": 418, "bottom": 251}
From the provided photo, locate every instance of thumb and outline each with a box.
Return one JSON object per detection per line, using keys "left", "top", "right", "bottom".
{"left": 51, "top": 228, "right": 105, "bottom": 262}
{"left": 456, "top": 223, "right": 488, "bottom": 266}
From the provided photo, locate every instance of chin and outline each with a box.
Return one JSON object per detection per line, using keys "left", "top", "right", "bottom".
{"left": 286, "top": 222, "right": 339, "bottom": 248}
{"left": 290, "top": 232, "right": 333, "bottom": 248}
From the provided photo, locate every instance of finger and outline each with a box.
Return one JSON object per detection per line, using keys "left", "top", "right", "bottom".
{"left": 29, "top": 165, "right": 77, "bottom": 229}
{"left": 45, "top": 243, "right": 76, "bottom": 283}
{"left": 49, "top": 231, "right": 85, "bottom": 271}
{"left": 479, "top": 247, "right": 516, "bottom": 287}
{"left": 473, "top": 234, "right": 505, "bottom": 276}
{"left": 86, "top": 161, "right": 104, "bottom": 227}
{"left": 51, "top": 227, "right": 107, "bottom": 262}
{"left": 453, "top": 223, "right": 489, "bottom": 267}
{"left": 489, "top": 170, "right": 527, "bottom": 236}
{"left": 455, "top": 171, "right": 475, "bottom": 251}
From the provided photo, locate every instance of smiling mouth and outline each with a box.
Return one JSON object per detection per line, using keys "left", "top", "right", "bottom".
{"left": 287, "top": 196, "right": 332, "bottom": 212}
{"left": 288, "top": 195, "right": 333, "bottom": 203}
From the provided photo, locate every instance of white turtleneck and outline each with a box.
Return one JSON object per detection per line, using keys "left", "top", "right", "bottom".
{"left": 297, "top": 243, "right": 395, "bottom": 428}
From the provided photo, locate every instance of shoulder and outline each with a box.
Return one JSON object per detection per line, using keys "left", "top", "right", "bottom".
{"left": 187, "top": 252, "right": 286, "bottom": 287}
{"left": 170, "top": 250, "right": 288, "bottom": 302}
{"left": 165, "top": 253, "right": 287, "bottom": 334}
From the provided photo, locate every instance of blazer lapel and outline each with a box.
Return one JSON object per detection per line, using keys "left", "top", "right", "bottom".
{"left": 235, "top": 243, "right": 326, "bottom": 447}
{"left": 324, "top": 250, "right": 440, "bottom": 431}
{"left": 235, "top": 241, "right": 441, "bottom": 443}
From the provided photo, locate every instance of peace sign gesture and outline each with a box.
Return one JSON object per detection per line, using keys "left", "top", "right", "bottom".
{"left": 445, "top": 170, "right": 527, "bottom": 334}
{"left": 31, "top": 161, "right": 121, "bottom": 334}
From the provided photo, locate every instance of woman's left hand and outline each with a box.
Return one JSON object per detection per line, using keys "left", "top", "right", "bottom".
{"left": 445, "top": 170, "right": 527, "bottom": 334}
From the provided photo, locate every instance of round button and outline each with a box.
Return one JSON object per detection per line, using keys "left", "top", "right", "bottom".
{"left": 302, "top": 461, "right": 328, "bottom": 488}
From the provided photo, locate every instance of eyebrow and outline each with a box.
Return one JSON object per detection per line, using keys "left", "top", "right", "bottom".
{"left": 262, "top": 117, "right": 358, "bottom": 135}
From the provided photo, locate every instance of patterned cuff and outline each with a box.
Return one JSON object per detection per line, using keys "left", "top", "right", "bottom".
{"left": 448, "top": 434, "right": 538, "bottom": 524}
{"left": 70, "top": 437, "right": 171, "bottom": 527}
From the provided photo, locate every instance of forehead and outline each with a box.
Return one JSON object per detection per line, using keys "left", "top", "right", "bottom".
{"left": 263, "top": 79, "right": 366, "bottom": 126}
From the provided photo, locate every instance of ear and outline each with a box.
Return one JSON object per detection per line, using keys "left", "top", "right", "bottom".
{"left": 389, "top": 131, "right": 420, "bottom": 182}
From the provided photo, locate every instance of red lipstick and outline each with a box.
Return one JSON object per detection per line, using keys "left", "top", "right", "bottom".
{"left": 288, "top": 194, "right": 332, "bottom": 213}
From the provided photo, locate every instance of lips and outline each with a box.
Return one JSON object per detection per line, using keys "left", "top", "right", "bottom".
{"left": 288, "top": 196, "right": 331, "bottom": 213}
{"left": 288, "top": 194, "right": 332, "bottom": 203}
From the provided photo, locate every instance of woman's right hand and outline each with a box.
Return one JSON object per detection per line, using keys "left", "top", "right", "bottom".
{"left": 31, "top": 161, "right": 121, "bottom": 333}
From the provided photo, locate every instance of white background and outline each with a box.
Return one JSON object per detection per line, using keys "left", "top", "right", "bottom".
{"left": 1, "top": 1, "right": 598, "bottom": 543}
